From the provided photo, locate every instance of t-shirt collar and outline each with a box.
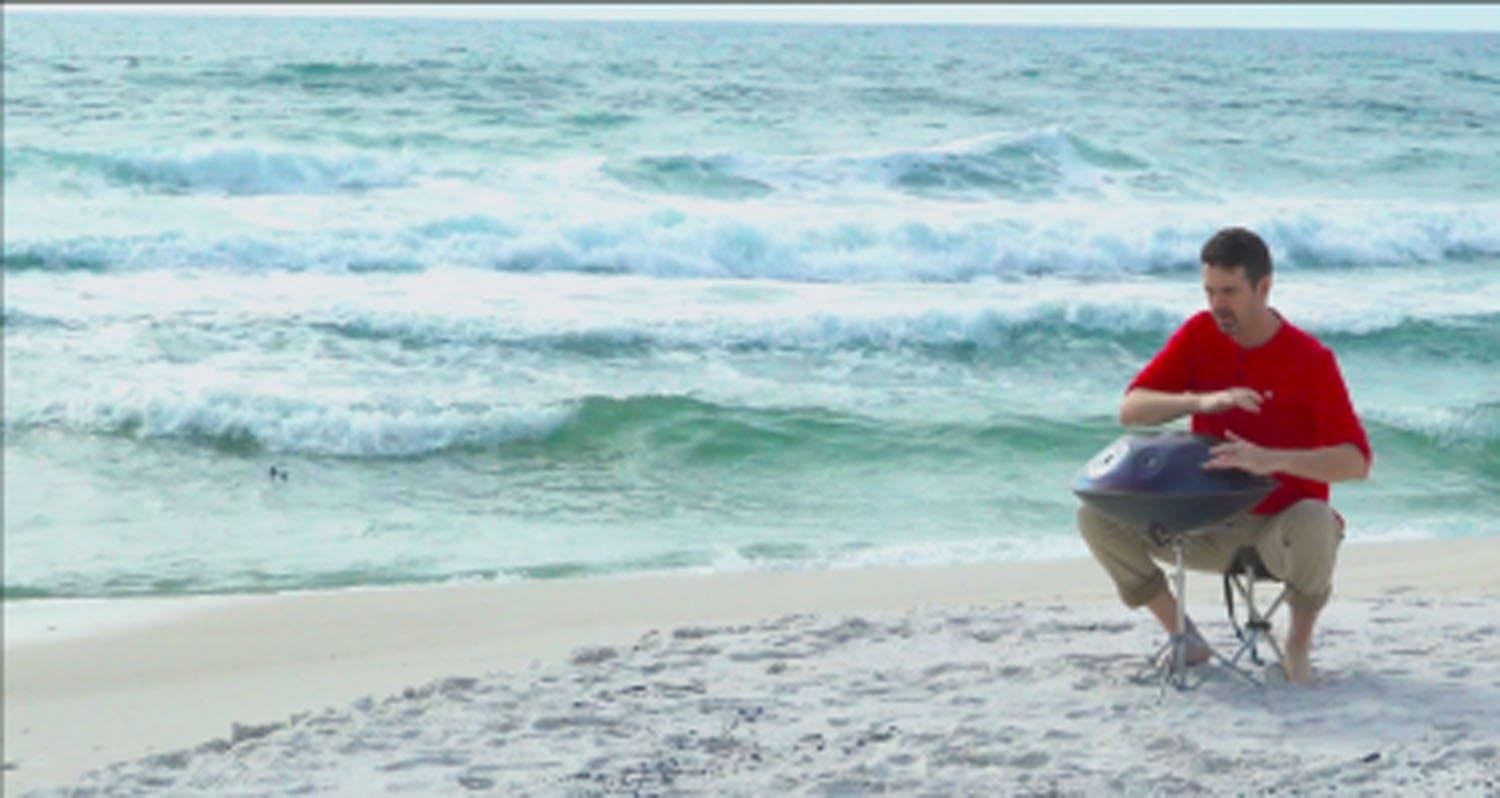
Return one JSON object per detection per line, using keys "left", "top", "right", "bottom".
{"left": 1232, "top": 308, "right": 1286, "bottom": 353}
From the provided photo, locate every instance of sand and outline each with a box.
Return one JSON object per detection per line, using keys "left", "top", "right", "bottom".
{"left": 5, "top": 537, "right": 1500, "bottom": 796}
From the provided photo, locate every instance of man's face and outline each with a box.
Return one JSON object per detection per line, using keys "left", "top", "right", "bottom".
{"left": 1202, "top": 263, "right": 1269, "bottom": 337}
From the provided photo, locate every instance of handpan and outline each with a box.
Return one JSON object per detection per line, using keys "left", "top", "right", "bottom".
{"left": 1072, "top": 430, "right": 1277, "bottom": 535}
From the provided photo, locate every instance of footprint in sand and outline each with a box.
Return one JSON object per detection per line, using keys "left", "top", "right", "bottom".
{"left": 1009, "top": 751, "right": 1050, "bottom": 769}
{"left": 457, "top": 774, "right": 495, "bottom": 791}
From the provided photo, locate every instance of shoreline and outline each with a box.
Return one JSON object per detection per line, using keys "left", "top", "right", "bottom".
{"left": 6, "top": 536, "right": 1499, "bottom": 794}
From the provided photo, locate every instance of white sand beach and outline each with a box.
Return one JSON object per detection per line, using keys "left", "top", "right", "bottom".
{"left": 6, "top": 537, "right": 1500, "bottom": 796}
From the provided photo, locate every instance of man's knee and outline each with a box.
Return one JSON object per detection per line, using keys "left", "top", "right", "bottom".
{"left": 1077, "top": 504, "right": 1167, "bottom": 608}
{"left": 1264, "top": 500, "right": 1344, "bottom": 613}
{"left": 1077, "top": 503, "right": 1101, "bottom": 538}
{"left": 1274, "top": 500, "right": 1344, "bottom": 550}
{"left": 1078, "top": 503, "right": 1129, "bottom": 544}
{"left": 1077, "top": 503, "right": 1143, "bottom": 557}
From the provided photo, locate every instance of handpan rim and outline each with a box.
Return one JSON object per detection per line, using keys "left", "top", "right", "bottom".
{"left": 1074, "top": 487, "right": 1275, "bottom": 498}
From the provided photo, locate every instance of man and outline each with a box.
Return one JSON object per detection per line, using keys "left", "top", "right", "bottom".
{"left": 1078, "top": 226, "right": 1372, "bottom": 685}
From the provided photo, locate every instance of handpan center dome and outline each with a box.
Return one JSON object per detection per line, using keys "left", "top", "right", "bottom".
{"left": 1072, "top": 430, "right": 1277, "bottom": 534}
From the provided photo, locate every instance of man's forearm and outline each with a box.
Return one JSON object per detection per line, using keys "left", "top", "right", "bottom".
{"left": 1264, "top": 443, "right": 1371, "bottom": 483}
{"left": 1119, "top": 389, "right": 1198, "bottom": 426}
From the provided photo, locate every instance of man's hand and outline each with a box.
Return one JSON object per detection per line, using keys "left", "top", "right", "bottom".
{"left": 1120, "top": 386, "right": 1270, "bottom": 427}
{"left": 1203, "top": 430, "right": 1282, "bottom": 475}
{"left": 1196, "top": 387, "right": 1268, "bottom": 415}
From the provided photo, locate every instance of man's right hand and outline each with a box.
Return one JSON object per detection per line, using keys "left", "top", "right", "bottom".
{"left": 1120, "top": 386, "right": 1267, "bottom": 426}
{"left": 1195, "top": 387, "right": 1265, "bottom": 415}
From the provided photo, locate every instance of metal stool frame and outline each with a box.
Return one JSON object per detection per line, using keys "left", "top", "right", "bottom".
{"left": 1221, "top": 546, "right": 1289, "bottom": 681}
{"left": 1134, "top": 526, "right": 1264, "bottom": 695}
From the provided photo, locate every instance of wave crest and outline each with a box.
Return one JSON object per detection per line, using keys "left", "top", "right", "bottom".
{"left": 8, "top": 201, "right": 1498, "bottom": 279}
{"left": 6, "top": 390, "right": 1067, "bottom": 461}
{"left": 603, "top": 128, "right": 1161, "bottom": 200}
{"left": 8, "top": 391, "right": 573, "bottom": 458}
{"left": 10, "top": 386, "right": 1499, "bottom": 470}
{"left": 13, "top": 145, "right": 417, "bottom": 196}
{"left": 112, "top": 146, "right": 416, "bottom": 195}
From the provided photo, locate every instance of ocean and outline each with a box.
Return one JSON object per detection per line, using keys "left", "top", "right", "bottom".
{"left": 4, "top": 14, "right": 1498, "bottom": 601}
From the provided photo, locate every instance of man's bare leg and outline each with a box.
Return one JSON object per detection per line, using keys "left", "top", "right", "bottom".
{"left": 1145, "top": 589, "right": 1210, "bottom": 666}
{"left": 1283, "top": 607, "right": 1317, "bottom": 684}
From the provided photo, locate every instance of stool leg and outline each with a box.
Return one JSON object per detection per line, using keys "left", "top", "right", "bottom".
{"left": 1138, "top": 531, "right": 1273, "bottom": 694}
{"left": 1221, "top": 571, "right": 1289, "bottom": 686}
{"left": 1260, "top": 609, "right": 1287, "bottom": 668}
{"left": 1170, "top": 536, "right": 1188, "bottom": 690}
{"left": 1246, "top": 574, "right": 1263, "bottom": 666}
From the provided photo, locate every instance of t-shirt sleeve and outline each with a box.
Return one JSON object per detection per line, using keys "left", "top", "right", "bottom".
{"left": 1127, "top": 317, "right": 1195, "bottom": 394}
{"left": 1311, "top": 348, "right": 1373, "bottom": 464}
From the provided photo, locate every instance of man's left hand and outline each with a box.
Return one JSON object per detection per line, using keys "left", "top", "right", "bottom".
{"left": 1203, "top": 430, "right": 1281, "bottom": 475}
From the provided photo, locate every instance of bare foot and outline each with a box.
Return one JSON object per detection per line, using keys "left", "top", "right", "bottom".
{"left": 1160, "top": 621, "right": 1212, "bottom": 672}
{"left": 1282, "top": 638, "right": 1313, "bottom": 684}
{"left": 1184, "top": 636, "right": 1212, "bottom": 667}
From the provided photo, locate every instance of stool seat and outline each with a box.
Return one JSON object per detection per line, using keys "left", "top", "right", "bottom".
{"left": 1227, "top": 546, "right": 1277, "bottom": 581}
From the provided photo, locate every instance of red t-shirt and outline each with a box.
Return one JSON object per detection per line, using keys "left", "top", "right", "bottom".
{"left": 1128, "top": 310, "right": 1372, "bottom": 515}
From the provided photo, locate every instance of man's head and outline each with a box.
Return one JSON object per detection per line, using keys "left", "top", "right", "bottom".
{"left": 1200, "top": 227, "right": 1273, "bottom": 341}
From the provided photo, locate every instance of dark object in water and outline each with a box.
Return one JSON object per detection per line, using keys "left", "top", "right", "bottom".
{"left": 269, "top": 465, "right": 289, "bottom": 482}
{"left": 1072, "top": 430, "right": 1276, "bottom": 536}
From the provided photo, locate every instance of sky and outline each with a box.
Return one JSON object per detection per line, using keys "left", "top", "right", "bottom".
{"left": 7, "top": 3, "right": 1500, "bottom": 34}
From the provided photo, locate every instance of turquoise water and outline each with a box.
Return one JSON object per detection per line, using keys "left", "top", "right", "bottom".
{"left": 5, "top": 15, "right": 1499, "bottom": 599}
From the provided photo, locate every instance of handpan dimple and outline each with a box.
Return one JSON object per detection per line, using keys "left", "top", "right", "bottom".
{"left": 1072, "top": 430, "right": 1277, "bottom": 535}
{"left": 1136, "top": 449, "right": 1167, "bottom": 481}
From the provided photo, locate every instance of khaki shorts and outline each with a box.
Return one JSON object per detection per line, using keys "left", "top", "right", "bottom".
{"left": 1077, "top": 499, "right": 1345, "bottom": 614}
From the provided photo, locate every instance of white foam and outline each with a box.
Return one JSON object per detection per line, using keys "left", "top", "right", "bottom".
{"left": 6, "top": 385, "right": 579, "bottom": 457}
{"left": 7, "top": 267, "right": 1496, "bottom": 351}
{"left": 8, "top": 148, "right": 1500, "bottom": 280}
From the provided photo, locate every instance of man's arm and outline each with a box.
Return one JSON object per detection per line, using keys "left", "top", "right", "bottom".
{"left": 1204, "top": 432, "right": 1371, "bottom": 483}
{"left": 1120, "top": 387, "right": 1267, "bottom": 427}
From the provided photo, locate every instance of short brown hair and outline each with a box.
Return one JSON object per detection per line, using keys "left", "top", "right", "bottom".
{"left": 1200, "top": 227, "right": 1272, "bottom": 286}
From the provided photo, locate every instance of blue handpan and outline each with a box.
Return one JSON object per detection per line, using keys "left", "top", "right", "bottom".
{"left": 1073, "top": 430, "right": 1277, "bottom": 535}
